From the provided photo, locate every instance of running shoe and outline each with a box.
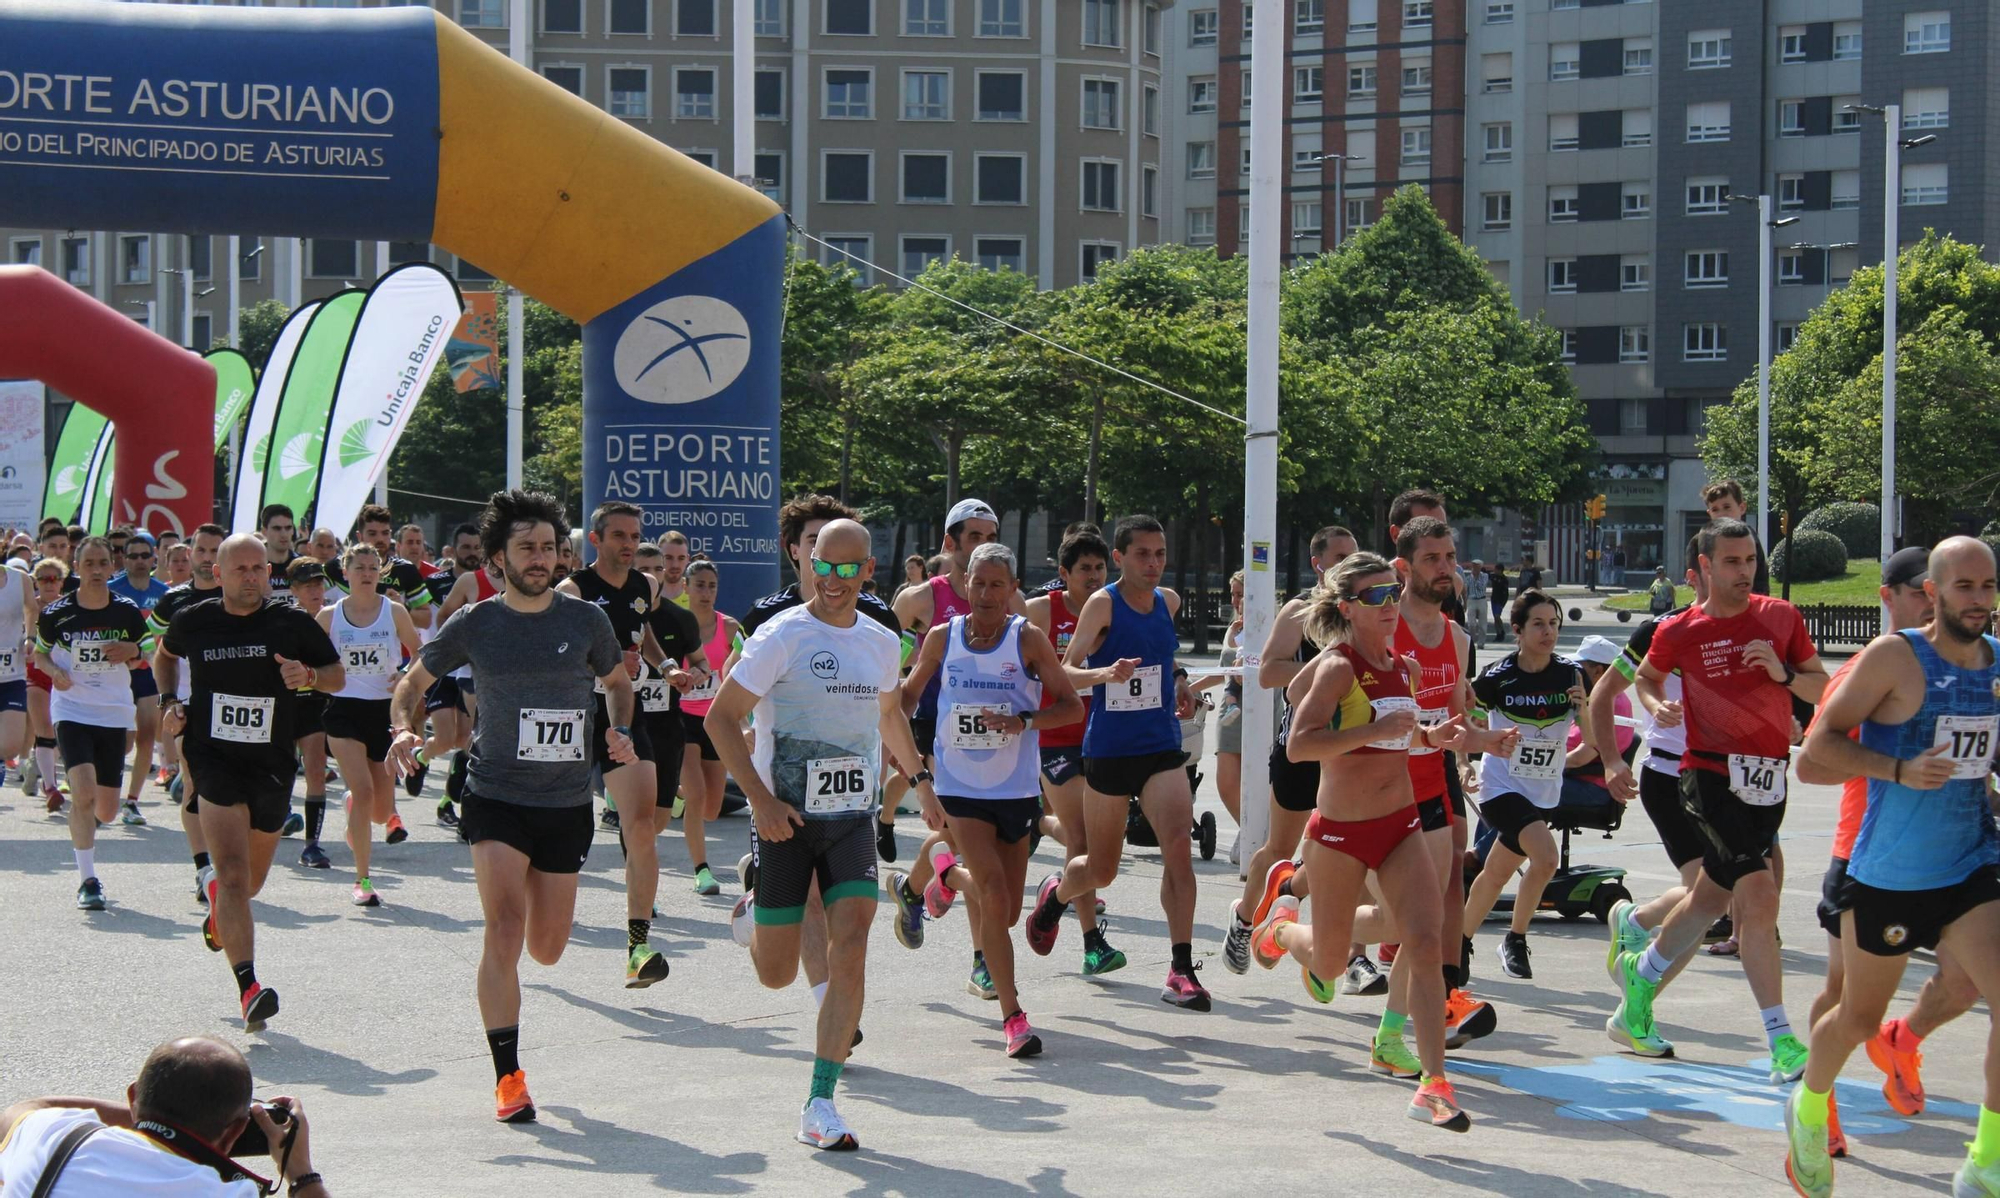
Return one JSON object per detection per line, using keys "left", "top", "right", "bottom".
{"left": 1251, "top": 895, "right": 1299, "bottom": 970}
{"left": 1221, "top": 902, "right": 1252, "bottom": 975}
{"left": 1769, "top": 1033, "right": 1810, "bottom": 1085}
{"left": 730, "top": 894, "right": 755, "bottom": 947}
{"left": 201, "top": 874, "right": 221, "bottom": 952}
{"left": 737, "top": 852, "right": 756, "bottom": 894}
{"left": 239, "top": 983, "right": 279, "bottom": 1034}
{"left": 887, "top": 870, "right": 925, "bottom": 950}
{"left": 494, "top": 1070, "right": 536, "bottom": 1124}
{"left": 352, "top": 879, "right": 381, "bottom": 908}
{"left": 43, "top": 787, "right": 63, "bottom": 814}
{"left": 968, "top": 958, "right": 997, "bottom": 999}
{"left": 1252, "top": 858, "right": 1297, "bottom": 925}
{"left": 75, "top": 877, "right": 105, "bottom": 911}
{"left": 384, "top": 814, "right": 408, "bottom": 845}
{"left": 1342, "top": 954, "right": 1388, "bottom": 996}
{"left": 1407, "top": 1077, "right": 1470, "bottom": 1132}
{"left": 1370, "top": 1034, "right": 1422, "bottom": 1080}
{"left": 1025, "top": 874, "right": 1063, "bottom": 956}
{"left": 1378, "top": 942, "right": 1400, "bottom": 970}
{"left": 1161, "top": 962, "right": 1211, "bottom": 1012}
{"left": 1496, "top": 932, "right": 1532, "bottom": 980}
{"left": 1300, "top": 966, "right": 1337, "bottom": 1004}
{"left": 796, "top": 1097, "right": 858, "bottom": 1151}
{"left": 1461, "top": 935, "right": 1474, "bottom": 983}
{"left": 403, "top": 760, "right": 427, "bottom": 797}
{"left": 1080, "top": 934, "right": 1126, "bottom": 977}
{"left": 1605, "top": 1001, "right": 1675, "bottom": 1058}
{"left": 693, "top": 866, "right": 720, "bottom": 896}
{"left": 155, "top": 766, "right": 174, "bottom": 786}
{"left": 1704, "top": 915, "right": 1733, "bottom": 944}
{"left": 1783, "top": 1086, "right": 1833, "bottom": 1198}
{"left": 1003, "top": 1011, "right": 1043, "bottom": 1059}
{"left": 196, "top": 865, "right": 215, "bottom": 906}
{"left": 1606, "top": 899, "right": 1649, "bottom": 980}
{"left": 625, "top": 945, "right": 670, "bottom": 989}
{"left": 876, "top": 820, "right": 897, "bottom": 864}
{"left": 1612, "top": 951, "right": 1660, "bottom": 1045}
{"left": 120, "top": 801, "right": 146, "bottom": 827}
{"left": 1954, "top": 1152, "right": 2000, "bottom": 1198}
{"left": 923, "top": 848, "right": 958, "bottom": 918}
{"left": 436, "top": 801, "right": 459, "bottom": 830}
{"left": 280, "top": 811, "right": 303, "bottom": 837}
{"left": 1443, "top": 990, "right": 1497, "bottom": 1049}
{"left": 600, "top": 806, "right": 620, "bottom": 832}
{"left": 300, "top": 844, "right": 330, "bottom": 869}
{"left": 1827, "top": 1090, "right": 1847, "bottom": 1159}
{"left": 1867, "top": 1019, "right": 1926, "bottom": 1116}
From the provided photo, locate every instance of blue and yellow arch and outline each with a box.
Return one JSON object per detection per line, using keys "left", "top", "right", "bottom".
{"left": 0, "top": 0, "right": 784, "bottom": 605}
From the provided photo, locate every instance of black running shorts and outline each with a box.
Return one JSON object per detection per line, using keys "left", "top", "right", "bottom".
{"left": 682, "top": 710, "right": 719, "bottom": 763}
{"left": 940, "top": 794, "right": 1042, "bottom": 844}
{"left": 645, "top": 708, "right": 686, "bottom": 791}
{"left": 590, "top": 695, "right": 655, "bottom": 774}
{"left": 55, "top": 721, "right": 126, "bottom": 789}
{"left": 1826, "top": 864, "right": 2000, "bottom": 957}
{"left": 1680, "top": 767, "right": 1784, "bottom": 890}
{"left": 323, "top": 697, "right": 393, "bottom": 762}
{"left": 1640, "top": 761, "right": 1704, "bottom": 870}
{"left": 1039, "top": 746, "right": 1083, "bottom": 787}
{"left": 1474, "top": 792, "right": 1549, "bottom": 857}
{"left": 751, "top": 813, "right": 880, "bottom": 925}
{"left": 1083, "top": 750, "right": 1188, "bottom": 800}
{"left": 423, "top": 674, "right": 465, "bottom": 715}
{"left": 293, "top": 692, "right": 326, "bottom": 741}
{"left": 461, "top": 791, "right": 594, "bottom": 875}
{"left": 1268, "top": 740, "right": 1320, "bottom": 813}
{"left": 183, "top": 748, "right": 296, "bottom": 835}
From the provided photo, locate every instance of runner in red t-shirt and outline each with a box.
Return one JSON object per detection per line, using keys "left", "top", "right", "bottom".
{"left": 1607, "top": 518, "right": 1829, "bottom": 1082}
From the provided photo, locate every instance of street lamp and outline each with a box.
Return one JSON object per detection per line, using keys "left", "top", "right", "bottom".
{"left": 161, "top": 266, "right": 194, "bottom": 347}
{"left": 1309, "top": 153, "right": 1362, "bottom": 247}
{"left": 1731, "top": 194, "right": 1800, "bottom": 551}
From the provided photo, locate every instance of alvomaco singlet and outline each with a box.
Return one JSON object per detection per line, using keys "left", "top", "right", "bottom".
{"left": 933, "top": 614, "right": 1043, "bottom": 799}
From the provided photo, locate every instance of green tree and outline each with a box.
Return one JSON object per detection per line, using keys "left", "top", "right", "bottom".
{"left": 234, "top": 299, "right": 294, "bottom": 372}
{"left": 777, "top": 254, "right": 892, "bottom": 501}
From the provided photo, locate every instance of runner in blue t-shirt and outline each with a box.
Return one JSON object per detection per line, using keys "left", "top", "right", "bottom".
{"left": 107, "top": 531, "right": 171, "bottom": 823}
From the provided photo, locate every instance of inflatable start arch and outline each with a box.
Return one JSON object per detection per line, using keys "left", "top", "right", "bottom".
{"left": 0, "top": 0, "right": 785, "bottom": 606}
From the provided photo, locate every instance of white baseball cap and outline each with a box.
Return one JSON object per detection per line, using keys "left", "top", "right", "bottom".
{"left": 946, "top": 498, "right": 998, "bottom": 529}
{"left": 1573, "top": 635, "right": 1621, "bottom": 667}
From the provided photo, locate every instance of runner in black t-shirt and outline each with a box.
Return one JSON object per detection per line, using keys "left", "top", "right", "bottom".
{"left": 258, "top": 503, "right": 300, "bottom": 597}
{"left": 157, "top": 534, "right": 342, "bottom": 1033}
{"left": 285, "top": 556, "right": 337, "bottom": 869}
{"left": 150, "top": 524, "right": 226, "bottom": 901}
{"left": 637, "top": 544, "right": 717, "bottom": 891}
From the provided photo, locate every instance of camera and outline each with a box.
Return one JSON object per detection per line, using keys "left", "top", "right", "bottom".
{"left": 229, "top": 1100, "right": 295, "bottom": 1157}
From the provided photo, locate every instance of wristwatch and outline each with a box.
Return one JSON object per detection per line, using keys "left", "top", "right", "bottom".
{"left": 289, "top": 1173, "right": 324, "bottom": 1196}
{"left": 1779, "top": 661, "right": 1798, "bottom": 686}
{"left": 910, "top": 769, "right": 934, "bottom": 787}
{"left": 612, "top": 725, "right": 632, "bottom": 737}
{"left": 1017, "top": 709, "right": 1036, "bottom": 727}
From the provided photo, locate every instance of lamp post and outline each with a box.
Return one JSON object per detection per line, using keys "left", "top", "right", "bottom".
{"left": 1732, "top": 194, "right": 1800, "bottom": 551}
{"left": 1309, "top": 152, "right": 1362, "bottom": 248}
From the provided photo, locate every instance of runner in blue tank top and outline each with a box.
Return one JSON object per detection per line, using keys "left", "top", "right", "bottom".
{"left": 1023, "top": 515, "right": 1213, "bottom": 1011}
{"left": 1788, "top": 537, "right": 2000, "bottom": 1198}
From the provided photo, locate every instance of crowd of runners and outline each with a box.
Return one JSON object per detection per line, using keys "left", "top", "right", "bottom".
{"left": 7, "top": 477, "right": 1999, "bottom": 1191}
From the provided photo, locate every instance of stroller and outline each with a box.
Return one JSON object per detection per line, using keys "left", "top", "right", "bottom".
{"left": 1122, "top": 693, "right": 1221, "bottom": 860}
{"left": 1468, "top": 777, "right": 1632, "bottom": 924}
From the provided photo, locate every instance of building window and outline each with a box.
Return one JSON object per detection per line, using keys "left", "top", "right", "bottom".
{"left": 1291, "top": 140, "right": 1320, "bottom": 173}
{"left": 1777, "top": 174, "right": 1804, "bottom": 211}
{"left": 1776, "top": 323, "right": 1800, "bottom": 352}
{"left": 1779, "top": 27, "right": 1806, "bottom": 63}
{"left": 1482, "top": 122, "right": 1512, "bottom": 162}
{"left": 1083, "top": 78, "right": 1122, "bottom": 129}
{"left": 1833, "top": 99, "right": 1862, "bottom": 134}
{"left": 1144, "top": 3, "right": 1161, "bottom": 53}
{"left": 823, "top": 235, "right": 872, "bottom": 284}
{"left": 826, "top": 0, "right": 872, "bottom": 34}
{"left": 1486, "top": 0, "right": 1512, "bottom": 22}
{"left": 1080, "top": 242, "right": 1120, "bottom": 280}
{"left": 1401, "top": 62, "right": 1431, "bottom": 95}
{"left": 754, "top": 0, "right": 783, "bottom": 35}
{"left": 979, "top": 0, "right": 1024, "bottom": 36}
{"left": 975, "top": 153, "right": 1025, "bottom": 204}
{"left": 1345, "top": 197, "right": 1373, "bottom": 231}
{"left": 1188, "top": 142, "right": 1216, "bottom": 179}
{"left": 1686, "top": 177, "right": 1728, "bottom": 215}
{"left": 1684, "top": 323, "right": 1727, "bottom": 361}
{"left": 1081, "top": 159, "right": 1122, "bottom": 211}
{"left": 608, "top": 0, "right": 647, "bottom": 33}
{"left": 1902, "top": 163, "right": 1948, "bottom": 206}
{"left": 1481, "top": 192, "right": 1512, "bottom": 231}
{"left": 901, "top": 152, "right": 950, "bottom": 203}
{"left": 10, "top": 238, "right": 41, "bottom": 266}
{"left": 754, "top": 69, "right": 785, "bottom": 118}
{"left": 1187, "top": 208, "right": 1216, "bottom": 245}
{"left": 1622, "top": 183, "right": 1650, "bottom": 219}
{"left": 1548, "top": 258, "right": 1577, "bottom": 293}
{"left": 187, "top": 235, "right": 211, "bottom": 282}
{"left": 1348, "top": 66, "right": 1377, "bottom": 97}
{"left": 1623, "top": 39, "right": 1652, "bottom": 75}
{"left": 1620, "top": 397, "right": 1648, "bottom": 435}
{"left": 1549, "top": 113, "right": 1578, "bottom": 151}
{"left": 1831, "top": 170, "right": 1860, "bottom": 211}
{"left": 822, "top": 151, "right": 874, "bottom": 202}
{"left": 1143, "top": 85, "right": 1160, "bottom": 136}
{"left": 1296, "top": 0, "right": 1324, "bottom": 35}
{"left": 675, "top": 69, "right": 715, "bottom": 119}
{"left": 1830, "top": 247, "right": 1858, "bottom": 285}
{"left": 1403, "top": 0, "right": 1431, "bottom": 27}
{"left": 976, "top": 71, "right": 1025, "bottom": 120}
{"left": 677, "top": 0, "right": 715, "bottom": 35}
{"left": 1622, "top": 110, "right": 1652, "bottom": 147}
{"left": 1904, "top": 88, "right": 1949, "bottom": 130}
{"left": 901, "top": 236, "right": 949, "bottom": 278}
{"left": 608, "top": 67, "right": 650, "bottom": 117}
{"left": 1189, "top": 8, "right": 1216, "bottom": 45}
{"left": 234, "top": 238, "right": 257, "bottom": 283}
{"left": 1777, "top": 249, "right": 1805, "bottom": 286}
{"left": 905, "top": 0, "right": 948, "bottom": 35}
{"left": 1550, "top": 42, "right": 1579, "bottom": 82}
{"left": 1832, "top": 21, "right": 1860, "bottom": 59}
{"left": 1240, "top": 145, "right": 1252, "bottom": 176}
{"left": 1401, "top": 128, "right": 1430, "bottom": 165}
{"left": 543, "top": 0, "right": 582, "bottom": 33}
{"left": 1292, "top": 200, "right": 1322, "bottom": 235}
{"left": 459, "top": 0, "right": 505, "bottom": 28}
{"left": 825, "top": 69, "right": 873, "bottom": 118}
{"left": 753, "top": 152, "right": 785, "bottom": 202}
{"left": 976, "top": 237, "right": 1025, "bottom": 272}
{"left": 1621, "top": 255, "right": 1649, "bottom": 292}
{"left": 1348, "top": 0, "right": 1376, "bottom": 33}
{"left": 1295, "top": 67, "right": 1324, "bottom": 102}
{"left": 1548, "top": 186, "right": 1578, "bottom": 222}
{"left": 1685, "top": 250, "right": 1728, "bottom": 288}
{"left": 543, "top": 65, "right": 583, "bottom": 95}
{"left": 1619, "top": 326, "right": 1649, "bottom": 363}
{"left": 1551, "top": 0, "right": 1574, "bottom": 7}
{"left": 904, "top": 70, "right": 949, "bottom": 120}
{"left": 1481, "top": 53, "right": 1512, "bottom": 94}
{"left": 1687, "top": 29, "right": 1731, "bottom": 69}
{"left": 1905, "top": 12, "right": 1949, "bottom": 54}
{"left": 1778, "top": 100, "right": 1804, "bottom": 138}
{"left": 1558, "top": 331, "right": 1577, "bottom": 363}
{"left": 1241, "top": 71, "right": 1252, "bottom": 108}
{"left": 1083, "top": 0, "right": 1121, "bottom": 46}
{"left": 1686, "top": 101, "right": 1730, "bottom": 143}
{"left": 1242, "top": 3, "right": 1252, "bottom": 32}
{"left": 1189, "top": 77, "right": 1217, "bottom": 114}
{"left": 306, "top": 238, "right": 355, "bottom": 279}
{"left": 1142, "top": 166, "right": 1159, "bottom": 217}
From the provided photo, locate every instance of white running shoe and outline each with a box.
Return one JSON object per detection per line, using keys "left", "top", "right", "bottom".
{"left": 731, "top": 894, "right": 755, "bottom": 947}
{"left": 796, "top": 1097, "right": 858, "bottom": 1151}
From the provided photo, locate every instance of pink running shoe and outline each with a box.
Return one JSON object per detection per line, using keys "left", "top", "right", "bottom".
{"left": 924, "top": 848, "right": 958, "bottom": 919}
{"left": 1004, "top": 1010, "right": 1043, "bottom": 1058}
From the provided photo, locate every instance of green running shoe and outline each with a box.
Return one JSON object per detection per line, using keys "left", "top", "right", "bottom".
{"left": 693, "top": 866, "right": 720, "bottom": 896}
{"left": 967, "top": 958, "right": 998, "bottom": 999}
{"left": 1606, "top": 1000, "right": 1675, "bottom": 1058}
{"left": 1301, "top": 966, "right": 1336, "bottom": 1004}
{"left": 1783, "top": 1086, "right": 1833, "bottom": 1198}
{"left": 1369, "top": 1034, "right": 1422, "bottom": 1080}
{"left": 1770, "top": 1033, "right": 1810, "bottom": 1085}
{"left": 1614, "top": 951, "right": 1659, "bottom": 1041}
{"left": 625, "top": 944, "right": 670, "bottom": 989}
{"left": 1605, "top": 900, "right": 1648, "bottom": 980}
{"left": 1954, "top": 1151, "right": 2000, "bottom": 1198}
{"left": 1081, "top": 936, "right": 1127, "bottom": 977}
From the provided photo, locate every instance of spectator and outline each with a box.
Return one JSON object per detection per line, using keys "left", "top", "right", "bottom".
{"left": 894, "top": 553, "right": 929, "bottom": 602}
{"left": 1647, "top": 566, "right": 1678, "bottom": 614}
{"left": 1464, "top": 559, "right": 1490, "bottom": 646}
{"left": 0, "top": 1036, "right": 331, "bottom": 1196}
{"left": 1487, "top": 564, "right": 1510, "bottom": 641}
{"left": 1520, "top": 559, "right": 1545, "bottom": 592}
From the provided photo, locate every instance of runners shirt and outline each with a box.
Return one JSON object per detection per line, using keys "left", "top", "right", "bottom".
{"left": 422, "top": 593, "right": 622, "bottom": 807}
{"left": 37, "top": 592, "right": 150, "bottom": 728}
{"left": 149, "top": 582, "right": 222, "bottom": 702}
{"left": 1395, "top": 615, "right": 1461, "bottom": 801}
{"left": 166, "top": 594, "right": 338, "bottom": 771}
{"left": 326, "top": 595, "right": 401, "bottom": 702}
{"left": 1643, "top": 593, "right": 1815, "bottom": 774}
{"left": 733, "top": 604, "right": 902, "bottom": 821}
{"left": 1617, "top": 607, "right": 1689, "bottom": 776}
{"left": 1805, "top": 656, "right": 1868, "bottom": 862}
{"left": 1327, "top": 641, "right": 1417, "bottom": 755}
{"left": 1273, "top": 589, "right": 1323, "bottom": 751}
{"left": 1081, "top": 586, "right": 1181, "bottom": 758}
{"left": 1036, "top": 589, "right": 1091, "bottom": 749}
{"left": 1852, "top": 630, "right": 2000, "bottom": 890}
{"left": 0, "top": 566, "right": 25, "bottom": 683}
{"left": 933, "top": 615, "right": 1042, "bottom": 801}
{"left": 1471, "top": 651, "right": 1582, "bottom": 809}
{"left": 0, "top": 1106, "right": 262, "bottom": 1197}
{"left": 740, "top": 582, "right": 902, "bottom": 639}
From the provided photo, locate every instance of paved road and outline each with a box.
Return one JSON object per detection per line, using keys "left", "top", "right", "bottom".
{"left": 0, "top": 725, "right": 1982, "bottom": 1196}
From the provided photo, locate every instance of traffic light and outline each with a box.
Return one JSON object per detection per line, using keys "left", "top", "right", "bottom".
{"left": 1585, "top": 494, "right": 1607, "bottom": 520}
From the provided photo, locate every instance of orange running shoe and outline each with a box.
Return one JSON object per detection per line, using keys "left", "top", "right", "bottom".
{"left": 1444, "top": 989, "right": 1497, "bottom": 1049}
{"left": 1866, "top": 1019, "right": 1925, "bottom": 1117}
{"left": 495, "top": 1070, "right": 536, "bottom": 1123}
{"left": 385, "top": 813, "right": 409, "bottom": 845}
{"left": 1826, "top": 1089, "right": 1847, "bottom": 1159}
{"left": 1252, "top": 858, "right": 1297, "bottom": 926}
{"left": 1407, "top": 1076, "right": 1470, "bottom": 1132}
{"left": 1251, "top": 896, "right": 1299, "bottom": 969}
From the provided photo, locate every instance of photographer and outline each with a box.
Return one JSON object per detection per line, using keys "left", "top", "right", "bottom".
{"left": 0, "top": 1036, "right": 331, "bottom": 1196}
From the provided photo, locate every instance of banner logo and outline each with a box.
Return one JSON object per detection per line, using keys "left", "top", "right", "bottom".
{"left": 54, "top": 465, "right": 83, "bottom": 496}
{"left": 612, "top": 296, "right": 751, "bottom": 405}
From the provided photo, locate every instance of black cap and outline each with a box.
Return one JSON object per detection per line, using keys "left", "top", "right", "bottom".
{"left": 285, "top": 559, "right": 328, "bottom": 587}
{"left": 1883, "top": 547, "right": 1928, "bottom": 589}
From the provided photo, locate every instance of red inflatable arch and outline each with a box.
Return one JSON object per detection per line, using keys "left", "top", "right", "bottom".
{"left": 0, "top": 265, "right": 214, "bottom": 536}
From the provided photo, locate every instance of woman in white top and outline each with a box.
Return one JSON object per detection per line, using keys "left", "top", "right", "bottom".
{"left": 0, "top": 556, "right": 38, "bottom": 786}
{"left": 315, "top": 545, "right": 420, "bottom": 908}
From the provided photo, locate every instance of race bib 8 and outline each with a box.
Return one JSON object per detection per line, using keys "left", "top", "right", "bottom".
{"left": 1934, "top": 714, "right": 1999, "bottom": 781}
{"left": 1510, "top": 730, "right": 1566, "bottom": 782}
{"left": 71, "top": 642, "right": 120, "bottom": 675}
{"left": 947, "top": 705, "right": 1012, "bottom": 750}
{"left": 1365, "top": 695, "right": 1417, "bottom": 751}
{"left": 1105, "top": 664, "right": 1163, "bottom": 712}
{"left": 1728, "top": 753, "right": 1788, "bottom": 807}
{"left": 210, "top": 693, "right": 273, "bottom": 744}
{"left": 344, "top": 643, "right": 390, "bottom": 677}
{"left": 805, "top": 756, "right": 872, "bottom": 814}
{"left": 517, "top": 708, "right": 586, "bottom": 762}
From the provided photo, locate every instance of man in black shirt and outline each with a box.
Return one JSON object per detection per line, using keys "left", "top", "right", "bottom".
{"left": 325, "top": 504, "right": 433, "bottom": 632}
{"left": 157, "top": 534, "right": 342, "bottom": 1033}
{"left": 151, "top": 524, "right": 226, "bottom": 900}
{"left": 259, "top": 503, "right": 300, "bottom": 596}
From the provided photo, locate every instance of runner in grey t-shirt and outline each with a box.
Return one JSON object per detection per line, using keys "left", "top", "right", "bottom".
{"left": 389, "top": 489, "right": 640, "bottom": 1127}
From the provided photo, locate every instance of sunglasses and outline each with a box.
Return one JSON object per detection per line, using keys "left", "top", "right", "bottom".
{"left": 1349, "top": 582, "right": 1404, "bottom": 607}
{"left": 810, "top": 556, "right": 864, "bottom": 579}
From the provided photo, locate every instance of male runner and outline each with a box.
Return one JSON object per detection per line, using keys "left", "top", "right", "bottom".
{"left": 108, "top": 531, "right": 169, "bottom": 825}
{"left": 1606, "top": 519, "right": 1826, "bottom": 1078}
{"left": 390, "top": 488, "right": 633, "bottom": 1123}
{"left": 151, "top": 525, "right": 226, "bottom": 900}
{"left": 35, "top": 538, "right": 150, "bottom": 911}
{"left": 408, "top": 523, "right": 482, "bottom": 811}
{"left": 1784, "top": 537, "right": 2000, "bottom": 1198}
{"left": 285, "top": 557, "right": 338, "bottom": 868}
{"left": 258, "top": 504, "right": 299, "bottom": 596}
{"left": 1024, "top": 527, "right": 1128, "bottom": 980}
{"left": 656, "top": 530, "right": 692, "bottom": 608}
{"left": 556, "top": 501, "right": 672, "bottom": 986}
{"left": 156, "top": 534, "right": 342, "bottom": 1032}
{"left": 327, "top": 505, "right": 433, "bottom": 633}
{"left": 636, "top": 547, "right": 710, "bottom": 890}
{"left": 711, "top": 518, "right": 926, "bottom": 1149}
{"left": 396, "top": 524, "right": 434, "bottom": 575}
{"left": 1702, "top": 480, "right": 1770, "bottom": 596}
{"left": 1025, "top": 515, "right": 1208, "bottom": 1010}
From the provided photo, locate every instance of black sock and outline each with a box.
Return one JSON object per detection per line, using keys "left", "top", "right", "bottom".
{"left": 1034, "top": 890, "right": 1069, "bottom": 929}
{"left": 193, "top": 852, "right": 211, "bottom": 871}
{"left": 1084, "top": 927, "right": 1109, "bottom": 950}
{"left": 1171, "top": 942, "right": 1194, "bottom": 973}
{"left": 447, "top": 752, "right": 469, "bottom": 801}
{"left": 1443, "top": 962, "right": 1463, "bottom": 991}
{"left": 973, "top": 949, "right": 986, "bottom": 964}
{"left": 628, "top": 918, "right": 649, "bottom": 951}
{"left": 487, "top": 1026, "right": 521, "bottom": 1081}
{"left": 231, "top": 960, "right": 257, "bottom": 996}
{"left": 304, "top": 796, "right": 325, "bottom": 842}
{"left": 692, "top": 861, "right": 708, "bottom": 874}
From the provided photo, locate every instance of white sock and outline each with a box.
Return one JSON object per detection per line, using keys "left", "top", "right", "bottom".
{"left": 1762, "top": 1005, "right": 1794, "bottom": 1044}
{"left": 35, "top": 745, "right": 57, "bottom": 787}
{"left": 74, "top": 848, "right": 95, "bottom": 883}
{"left": 811, "top": 982, "right": 828, "bottom": 1008}
{"left": 1637, "top": 944, "right": 1672, "bottom": 984}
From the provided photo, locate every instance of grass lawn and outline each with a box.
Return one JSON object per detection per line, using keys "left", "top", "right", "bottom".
{"left": 1605, "top": 559, "right": 1883, "bottom": 610}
